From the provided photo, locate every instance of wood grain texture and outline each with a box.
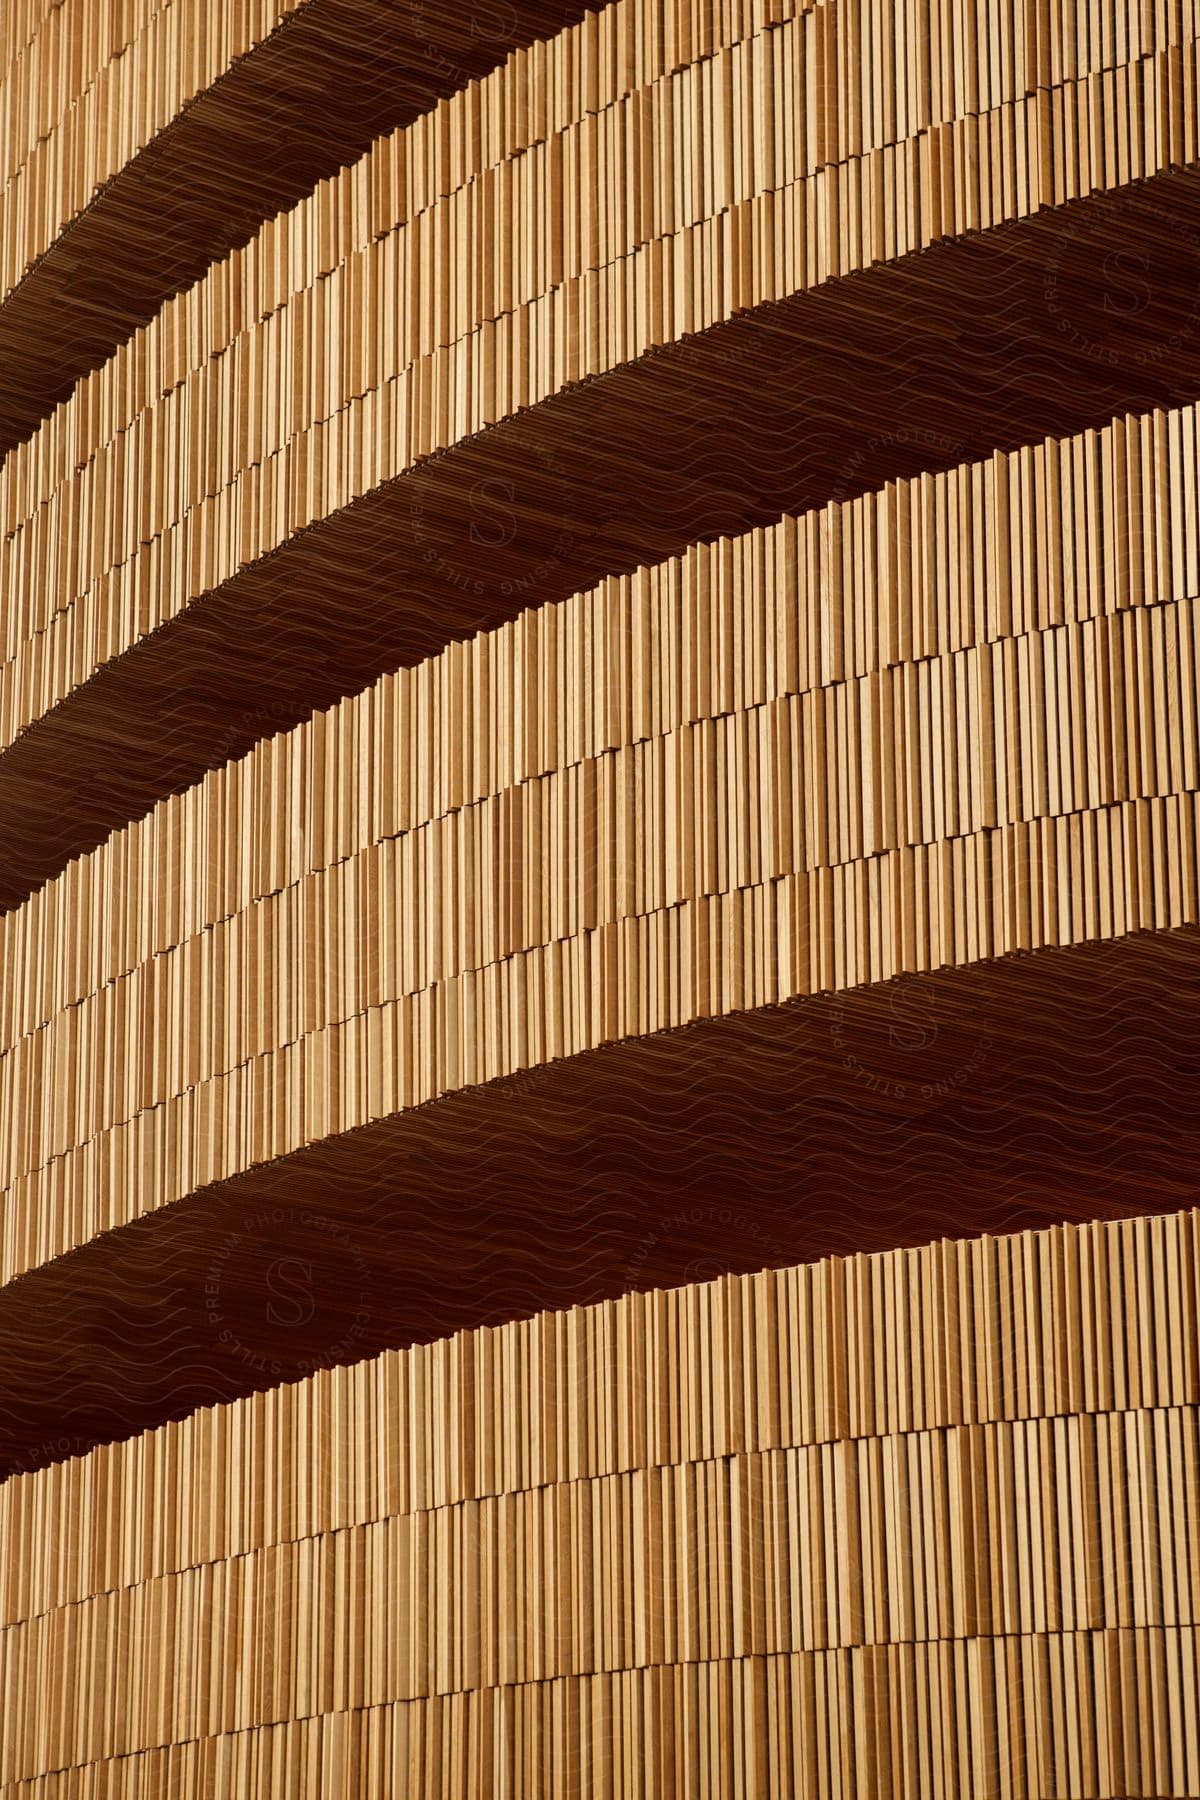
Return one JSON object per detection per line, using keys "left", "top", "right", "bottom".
{"left": 0, "top": 920, "right": 1195, "bottom": 1480}
{"left": 0, "top": 0, "right": 611, "bottom": 455}
{"left": 1, "top": 397, "right": 1197, "bottom": 1287}
{"left": 2, "top": 0, "right": 1198, "bottom": 1790}
{"left": 0, "top": 1210, "right": 1197, "bottom": 1794}
{"left": 2, "top": 0, "right": 1199, "bottom": 904}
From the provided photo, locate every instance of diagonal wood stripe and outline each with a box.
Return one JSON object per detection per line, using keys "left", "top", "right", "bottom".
{"left": 2, "top": 0, "right": 1198, "bottom": 905}
{"left": 0, "top": 0, "right": 612, "bottom": 456}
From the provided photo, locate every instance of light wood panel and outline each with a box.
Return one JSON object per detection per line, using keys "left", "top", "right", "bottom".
{"left": 0, "top": 0, "right": 616, "bottom": 455}
{"left": 1, "top": 0, "right": 1197, "bottom": 902}
{"left": 4, "top": 1204, "right": 1195, "bottom": 1626}
{"left": 1, "top": 1, "right": 1197, "bottom": 1791}
{"left": 5, "top": 5, "right": 1193, "bottom": 715}
{"left": 1, "top": 1640, "right": 1198, "bottom": 1800}
{"left": 0, "top": 1210, "right": 1197, "bottom": 1794}
{"left": 1, "top": 397, "right": 1197, "bottom": 1283}
{"left": 7, "top": 0, "right": 1170, "bottom": 550}
{"left": 0, "top": 0, "right": 298, "bottom": 301}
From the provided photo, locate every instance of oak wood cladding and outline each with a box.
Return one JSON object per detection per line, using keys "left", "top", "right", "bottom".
{"left": 0, "top": 0, "right": 613, "bottom": 455}
{"left": 0, "top": 920, "right": 1193, "bottom": 1483}
{"left": 1, "top": 0, "right": 1199, "bottom": 903}
{"left": 0, "top": 398, "right": 1197, "bottom": 1288}
{"left": 0, "top": 1210, "right": 1197, "bottom": 1794}
{"left": 0, "top": 0, "right": 298, "bottom": 295}
{"left": 2, "top": 0, "right": 1199, "bottom": 1792}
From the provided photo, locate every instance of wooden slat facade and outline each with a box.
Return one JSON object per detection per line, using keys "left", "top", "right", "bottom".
{"left": 1, "top": 1211, "right": 1198, "bottom": 1794}
{"left": 1, "top": 0, "right": 1198, "bottom": 1792}
{"left": 1, "top": 398, "right": 1198, "bottom": 1281}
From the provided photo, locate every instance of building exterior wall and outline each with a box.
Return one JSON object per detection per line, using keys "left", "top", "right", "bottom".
{"left": 1, "top": 0, "right": 1198, "bottom": 1792}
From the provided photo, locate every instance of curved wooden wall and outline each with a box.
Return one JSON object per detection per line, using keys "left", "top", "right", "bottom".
{"left": 0, "top": 0, "right": 609, "bottom": 455}
{"left": 0, "top": 0, "right": 297, "bottom": 302}
{"left": 0, "top": 1211, "right": 1198, "bottom": 1795}
{"left": 1, "top": 396, "right": 1198, "bottom": 1283}
{"left": 2, "top": 0, "right": 1199, "bottom": 1790}
{"left": 1, "top": 0, "right": 1199, "bottom": 902}
{"left": 0, "top": 919, "right": 1194, "bottom": 1479}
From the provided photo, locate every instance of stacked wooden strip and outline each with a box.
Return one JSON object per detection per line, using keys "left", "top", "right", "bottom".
{"left": 0, "top": 0, "right": 299, "bottom": 303}
{"left": 0, "top": 0, "right": 53, "bottom": 74}
{"left": 5, "top": 0, "right": 1171, "bottom": 552}
{"left": 1, "top": 0, "right": 1197, "bottom": 903}
{"left": 4, "top": 0, "right": 1194, "bottom": 736}
{"left": 2, "top": 1475, "right": 1198, "bottom": 1786}
{"left": 6, "top": 1207, "right": 1195, "bottom": 1627}
{"left": 4, "top": 1640, "right": 1200, "bottom": 1800}
{"left": 0, "top": 1211, "right": 1196, "bottom": 1795}
{"left": 0, "top": 0, "right": 616, "bottom": 455}
{"left": 7, "top": 792, "right": 1197, "bottom": 1285}
{"left": 9, "top": 390, "right": 1197, "bottom": 1058}
{"left": 1, "top": 0, "right": 162, "bottom": 204}
{"left": 2, "top": 0, "right": 809, "bottom": 707}
{"left": 1, "top": 397, "right": 1197, "bottom": 1283}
